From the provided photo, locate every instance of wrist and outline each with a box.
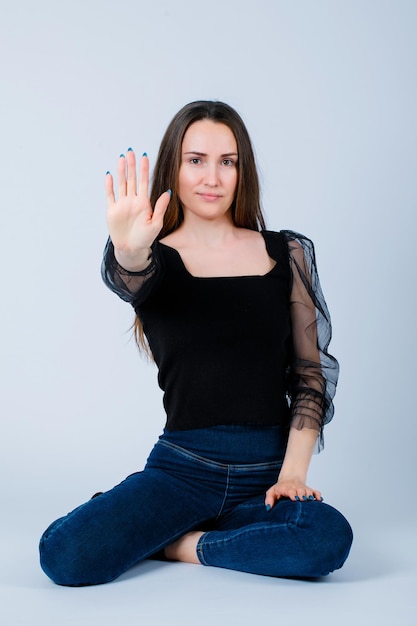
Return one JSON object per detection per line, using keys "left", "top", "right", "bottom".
{"left": 114, "top": 247, "right": 152, "bottom": 272}
{"left": 278, "top": 468, "right": 307, "bottom": 484}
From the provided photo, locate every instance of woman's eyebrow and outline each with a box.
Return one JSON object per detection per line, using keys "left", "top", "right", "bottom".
{"left": 183, "top": 151, "right": 238, "bottom": 157}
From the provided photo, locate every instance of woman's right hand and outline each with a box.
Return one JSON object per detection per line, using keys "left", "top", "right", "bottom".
{"left": 105, "top": 149, "right": 171, "bottom": 270}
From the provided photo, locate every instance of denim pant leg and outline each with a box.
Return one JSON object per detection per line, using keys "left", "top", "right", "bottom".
{"left": 197, "top": 495, "right": 353, "bottom": 578}
{"left": 39, "top": 442, "right": 224, "bottom": 586}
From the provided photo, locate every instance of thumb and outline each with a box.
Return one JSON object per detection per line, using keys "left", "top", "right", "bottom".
{"left": 153, "top": 189, "right": 172, "bottom": 225}
{"left": 264, "top": 488, "right": 277, "bottom": 511}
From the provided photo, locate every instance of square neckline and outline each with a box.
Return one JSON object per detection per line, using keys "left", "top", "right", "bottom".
{"left": 157, "top": 230, "right": 278, "bottom": 280}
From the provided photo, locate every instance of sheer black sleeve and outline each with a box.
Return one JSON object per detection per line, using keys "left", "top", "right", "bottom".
{"left": 101, "top": 238, "right": 160, "bottom": 305}
{"left": 281, "top": 230, "right": 339, "bottom": 451}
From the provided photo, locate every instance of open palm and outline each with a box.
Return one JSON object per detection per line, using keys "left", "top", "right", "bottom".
{"left": 105, "top": 149, "right": 171, "bottom": 257}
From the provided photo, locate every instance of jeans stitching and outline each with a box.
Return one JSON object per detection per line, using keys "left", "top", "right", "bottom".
{"left": 157, "top": 440, "right": 283, "bottom": 471}
{"left": 198, "top": 522, "right": 290, "bottom": 563}
{"left": 215, "top": 465, "right": 230, "bottom": 520}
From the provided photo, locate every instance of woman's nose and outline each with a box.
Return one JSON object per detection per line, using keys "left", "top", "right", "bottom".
{"left": 203, "top": 161, "right": 220, "bottom": 186}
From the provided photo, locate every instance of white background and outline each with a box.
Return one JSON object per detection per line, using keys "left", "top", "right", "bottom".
{"left": 1, "top": 1, "right": 416, "bottom": 624}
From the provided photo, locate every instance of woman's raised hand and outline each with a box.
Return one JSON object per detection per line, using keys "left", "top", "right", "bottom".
{"left": 105, "top": 149, "right": 171, "bottom": 270}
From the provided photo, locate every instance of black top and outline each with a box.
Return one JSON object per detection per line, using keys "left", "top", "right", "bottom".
{"left": 101, "top": 230, "right": 339, "bottom": 450}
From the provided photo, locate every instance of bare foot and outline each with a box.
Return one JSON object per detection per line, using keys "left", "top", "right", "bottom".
{"left": 164, "top": 531, "right": 205, "bottom": 564}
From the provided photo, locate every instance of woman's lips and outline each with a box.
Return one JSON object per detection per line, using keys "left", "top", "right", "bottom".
{"left": 197, "top": 192, "right": 222, "bottom": 201}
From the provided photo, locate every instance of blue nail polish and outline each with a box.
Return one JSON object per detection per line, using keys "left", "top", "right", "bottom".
{"left": 127, "top": 147, "right": 133, "bottom": 152}
{"left": 142, "top": 152, "right": 148, "bottom": 157}
{"left": 167, "top": 189, "right": 172, "bottom": 197}
{"left": 295, "top": 496, "right": 300, "bottom": 501}
{"left": 308, "top": 495, "right": 314, "bottom": 501}
{"left": 106, "top": 171, "right": 110, "bottom": 175}
{"left": 265, "top": 504, "right": 271, "bottom": 512}
{"left": 302, "top": 496, "right": 308, "bottom": 501}
{"left": 320, "top": 497, "right": 324, "bottom": 502}
{"left": 120, "top": 153, "right": 125, "bottom": 158}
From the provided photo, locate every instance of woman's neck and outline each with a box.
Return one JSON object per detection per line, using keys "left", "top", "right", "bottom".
{"left": 166, "top": 214, "right": 244, "bottom": 249}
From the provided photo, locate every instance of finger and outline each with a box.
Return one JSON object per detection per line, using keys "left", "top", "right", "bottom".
{"left": 312, "top": 489, "right": 323, "bottom": 501}
{"left": 126, "top": 148, "right": 137, "bottom": 196}
{"left": 294, "top": 488, "right": 322, "bottom": 502}
{"left": 285, "top": 489, "right": 301, "bottom": 502}
{"left": 264, "top": 498, "right": 275, "bottom": 511}
{"left": 293, "top": 487, "right": 308, "bottom": 502}
{"left": 138, "top": 153, "right": 149, "bottom": 199}
{"left": 274, "top": 484, "right": 299, "bottom": 502}
{"left": 265, "top": 486, "right": 288, "bottom": 510}
{"left": 304, "top": 487, "right": 321, "bottom": 501}
{"left": 105, "top": 171, "right": 115, "bottom": 206}
{"left": 294, "top": 490, "right": 308, "bottom": 502}
{"left": 152, "top": 190, "right": 172, "bottom": 226}
{"left": 117, "top": 154, "right": 127, "bottom": 198}
{"left": 264, "top": 486, "right": 277, "bottom": 510}
{"left": 264, "top": 494, "right": 274, "bottom": 510}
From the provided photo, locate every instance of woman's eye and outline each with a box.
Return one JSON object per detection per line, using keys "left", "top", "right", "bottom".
{"left": 190, "top": 158, "right": 201, "bottom": 165}
{"left": 222, "top": 159, "right": 234, "bottom": 166}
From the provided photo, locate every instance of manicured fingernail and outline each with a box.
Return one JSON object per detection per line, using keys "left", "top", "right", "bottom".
{"left": 302, "top": 496, "right": 308, "bottom": 501}
{"left": 167, "top": 189, "right": 172, "bottom": 197}
{"left": 320, "top": 497, "right": 324, "bottom": 502}
{"left": 265, "top": 504, "right": 271, "bottom": 512}
{"left": 120, "top": 153, "right": 125, "bottom": 158}
{"left": 308, "top": 495, "right": 314, "bottom": 501}
{"left": 127, "top": 147, "right": 133, "bottom": 152}
{"left": 295, "top": 496, "right": 300, "bottom": 501}
{"left": 142, "top": 152, "right": 148, "bottom": 157}
{"left": 106, "top": 171, "right": 110, "bottom": 175}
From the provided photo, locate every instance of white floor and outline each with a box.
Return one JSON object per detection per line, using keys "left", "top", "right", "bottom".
{"left": 1, "top": 492, "right": 416, "bottom": 626}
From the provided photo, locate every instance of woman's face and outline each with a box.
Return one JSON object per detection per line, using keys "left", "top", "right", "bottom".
{"left": 178, "top": 120, "right": 238, "bottom": 223}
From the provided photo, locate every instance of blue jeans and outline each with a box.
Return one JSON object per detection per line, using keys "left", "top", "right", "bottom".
{"left": 39, "top": 426, "right": 353, "bottom": 586}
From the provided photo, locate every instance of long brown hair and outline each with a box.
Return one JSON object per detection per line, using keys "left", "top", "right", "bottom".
{"left": 135, "top": 100, "right": 266, "bottom": 353}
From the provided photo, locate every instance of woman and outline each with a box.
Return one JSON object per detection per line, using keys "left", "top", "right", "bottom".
{"left": 39, "top": 100, "right": 353, "bottom": 586}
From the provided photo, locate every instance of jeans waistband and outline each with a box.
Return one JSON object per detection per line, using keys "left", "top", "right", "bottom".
{"left": 159, "top": 425, "right": 288, "bottom": 465}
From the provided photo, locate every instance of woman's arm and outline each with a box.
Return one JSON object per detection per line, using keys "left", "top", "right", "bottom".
{"left": 284, "top": 232, "right": 339, "bottom": 445}
{"left": 265, "top": 232, "right": 338, "bottom": 509}
{"left": 264, "top": 427, "right": 321, "bottom": 509}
